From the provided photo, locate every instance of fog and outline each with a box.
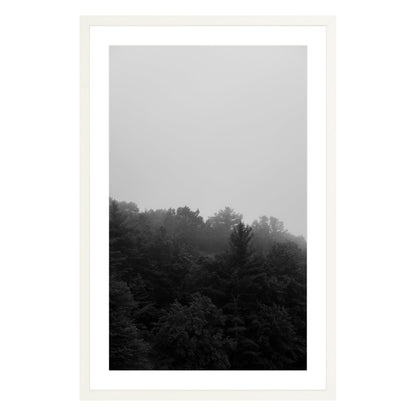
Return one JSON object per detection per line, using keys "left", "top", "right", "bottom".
{"left": 110, "top": 46, "right": 306, "bottom": 236}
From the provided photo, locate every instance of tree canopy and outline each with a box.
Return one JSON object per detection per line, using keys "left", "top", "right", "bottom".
{"left": 110, "top": 198, "right": 306, "bottom": 370}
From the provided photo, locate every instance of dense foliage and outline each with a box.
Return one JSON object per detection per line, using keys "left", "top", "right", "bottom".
{"left": 110, "top": 198, "right": 306, "bottom": 370}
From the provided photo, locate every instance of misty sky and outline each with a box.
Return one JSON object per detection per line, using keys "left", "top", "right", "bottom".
{"left": 110, "top": 46, "right": 306, "bottom": 236}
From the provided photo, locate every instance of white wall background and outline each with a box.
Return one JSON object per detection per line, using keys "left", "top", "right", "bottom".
{"left": 0, "top": 1, "right": 415, "bottom": 415}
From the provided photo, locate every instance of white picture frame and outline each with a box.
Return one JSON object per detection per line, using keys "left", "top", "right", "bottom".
{"left": 80, "top": 15, "right": 336, "bottom": 400}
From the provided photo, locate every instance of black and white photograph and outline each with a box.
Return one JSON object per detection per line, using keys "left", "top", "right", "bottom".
{"left": 4, "top": 1, "right": 416, "bottom": 413}
{"left": 109, "top": 45, "right": 307, "bottom": 370}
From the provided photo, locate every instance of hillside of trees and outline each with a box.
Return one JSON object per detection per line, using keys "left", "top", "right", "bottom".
{"left": 110, "top": 198, "right": 307, "bottom": 370}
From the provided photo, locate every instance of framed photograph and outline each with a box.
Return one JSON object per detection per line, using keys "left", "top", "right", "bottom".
{"left": 80, "top": 16, "right": 336, "bottom": 400}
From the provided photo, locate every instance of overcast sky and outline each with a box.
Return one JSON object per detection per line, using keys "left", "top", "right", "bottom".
{"left": 110, "top": 46, "right": 306, "bottom": 236}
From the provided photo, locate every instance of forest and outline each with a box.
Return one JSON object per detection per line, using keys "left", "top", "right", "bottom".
{"left": 110, "top": 198, "right": 307, "bottom": 370}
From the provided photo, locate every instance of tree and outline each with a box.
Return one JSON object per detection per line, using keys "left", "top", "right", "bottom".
{"left": 206, "top": 207, "right": 243, "bottom": 252}
{"left": 255, "top": 304, "right": 303, "bottom": 369}
{"left": 109, "top": 277, "right": 151, "bottom": 369}
{"left": 208, "top": 207, "right": 243, "bottom": 231}
{"left": 109, "top": 199, "right": 136, "bottom": 280}
{"left": 109, "top": 198, "right": 307, "bottom": 370}
{"left": 174, "top": 206, "right": 205, "bottom": 248}
{"left": 251, "top": 215, "right": 286, "bottom": 254}
{"left": 153, "top": 293, "right": 231, "bottom": 369}
{"left": 266, "top": 241, "right": 306, "bottom": 278}
{"left": 229, "top": 222, "right": 253, "bottom": 266}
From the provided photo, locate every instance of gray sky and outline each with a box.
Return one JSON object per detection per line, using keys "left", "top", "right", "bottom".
{"left": 110, "top": 46, "right": 306, "bottom": 236}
